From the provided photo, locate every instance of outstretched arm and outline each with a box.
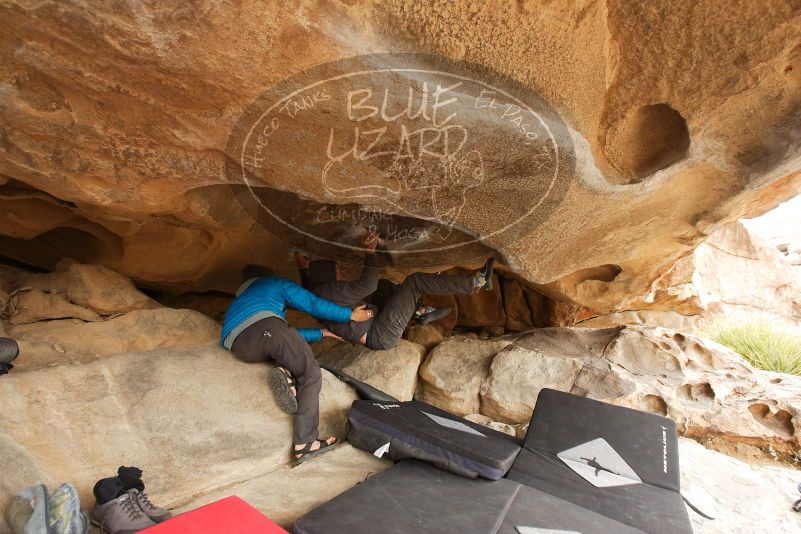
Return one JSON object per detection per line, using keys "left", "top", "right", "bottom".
{"left": 337, "top": 230, "right": 381, "bottom": 300}
{"left": 283, "top": 280, "right": 352, "bottom": 323}
{"left": 297, "top": 328, "right": 323, "bottom": 343}
{"left": 282, "top": 279, "right": 374, "bottom": 324}
{"left": 341, "top": 253, "right": 380, "bottom": 301}
{"left": 296, "top": 328, "right": 342, "bottom": 344}
{"left": 295, "top": 251, "right": 312, "bottom": 290}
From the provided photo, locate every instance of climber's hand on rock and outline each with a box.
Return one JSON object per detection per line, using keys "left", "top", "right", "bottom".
{"left": 351, "top": 305, "right": 374, "bottom": 322}
{"left": 294, "top": 251, "right": 310, "bottom": 269}
{"left": 362, "top": 230, "right": 379, "bottom": 253}
{"left": 322, "top": 329, "right": 342, "bottom": 340}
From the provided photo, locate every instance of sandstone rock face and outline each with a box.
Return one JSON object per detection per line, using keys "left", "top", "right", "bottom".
{"left": 576, "top": 309, "right": 702, "bottom": 332}
{"left": 501, "top": 278, "right": 535, "bottom": 332}
{"left": 5, "top": 289, "right": 101, "bottom": 325}
{"left": 1, "top": 1, "right": 799, "bottom": 310}
{"left": 0, "top": 262, "right": 158, "bottom": 324}
{"left": 454, "top": 274, "right": 505, "bottom": 328}
{"left": 416, "top": 336, "right": 512, "bottom": 416}
{"left": 523, "top": 288, "right": 553, "bottom": 328}
{"left": 577, "top": 220, "right": 801, "bottom": 329}
{"left": 649, "top": 221, "right": 801, "bottom": 319}
{"left": 480, "top": 345, "right": 583, "bottom": 423}
{"left": 403, "top": 324, "right": 445, "bottom": 351}
{"left": 66, "top": 264, "right": 153, "bottom": 315}
{"left": 679, "top": 438, "right": 801, "bottom": 533}
{"left": 1, "top": 264, "right": 219, "bottom": 371}
{"left": 694, "top": 221, "right": 801, "bottom": 320}
{"left": 316, "top": 340, "right": 426, "bottom": 401}
{"left": 0, "top": 345, "right": 358, "bottom": 514}
{"left": 174, "top": 445, "right": 390, "bottom": 528}
{"left": 1, "top": 261, "right": 154, "bottom": 324}
{"left": 415, "top": 326, "right": 801, "bottom": 461}
{"left": 454, "top": 274, "right": 506, "bottom": 327}
{"left": 463, "top": 413, "right": 520, "bottom": 439}
{"left": 8, "top": 308, "right": 220, "bottom": 371}
{"left": 743, "top": 193, "right": 801, "bottom": 276}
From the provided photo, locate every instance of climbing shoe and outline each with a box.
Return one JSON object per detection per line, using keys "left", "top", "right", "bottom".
{"left": 415, "top": 307, "right": 452, "bottom": 325}
{"left": 473, "top": 258, "right": 495, "bottom": 291}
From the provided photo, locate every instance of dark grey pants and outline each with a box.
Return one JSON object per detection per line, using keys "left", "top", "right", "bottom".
{"left": 366, "top": 272, "right": 475, "bottom": 350}
{"left": 231, "top": 317, "right": 321, "bottom": 445}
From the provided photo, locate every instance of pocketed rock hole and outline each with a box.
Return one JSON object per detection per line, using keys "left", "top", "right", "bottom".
{"left": 748, "top": 403, "right": 795, "bottom": 438}
{"left": 677, "top": 382, "right": 715, "bottom": 403}
{"left": 603, "top": 103, "right": 690, "bottom": 184}
{"left": 640, "top": 394, "right": 668, "bottom": 416}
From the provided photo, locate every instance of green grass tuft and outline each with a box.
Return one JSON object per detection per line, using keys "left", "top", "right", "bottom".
{"left": 703, "top": 314, "right": 801, "bottom": 376}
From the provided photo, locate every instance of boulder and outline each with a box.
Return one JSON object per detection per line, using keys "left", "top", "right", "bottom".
{"left": 692, "top": 221, "right": 801, "bottom": 319}
{"left": 454, "top": 274, "right": 505, "bottom": 328}
{"left": 403, "top": 324, "right": 445, "bottom": 351}
{"left": 7, "top": 308, "right": 219, "bottom": 370}
{"left": 516, "top": 326, "right": 801, "bottom": 460}
{"left": 479, "top": 345, "right": 583, "bottom": 423}
{"left": 174, "top": 445, "right": 390, "bottom": 528}
{"left": 66, "top": 264, "right": 153, "bottom": 315}
{"left": 416, "top": 336, "right": 512, "bottom": 416}
{"left": 679, "top": 438, "right": 801, "bottom": 533}
{"left": 1, "top": 268, "right": 70, "bottom": 295}
{"left": 0, "top": 266, "right": 24, "bottom": 312}
{"left": 547, "top": 301, "right": 599, "bottom": 327}
{"left": 597, "top": 327, "right": 801, "bottom": 459}
{"left": 316, "top": 340, "right": 426, "bottom": 401}
{"left": 576, "top": 310, "right": 702, "bottom": 332}
{"left": 414, "top": 326, "right": 801, "bottom": 461}
{"left": 512, "top": 326, "right": 622, "bottom": 358}
{"left": 463, "top": 413, "right": 517, "bottom": 438}
{"left": 501, "top": 278, "right": 534, "bottom": 332}
{"left": 523, "top": 289, "right": 553, "bottom": 328}
{"left": 0, "top": 345, "right": 358, "bottom": 513}
{"left": 636, "top": 221, "right": 801, "bottom": 322}
{"left": 4, "top": 289, "right": 101, "bottom": 325}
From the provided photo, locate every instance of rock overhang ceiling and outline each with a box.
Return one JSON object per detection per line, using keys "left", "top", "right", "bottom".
{"left": 0, "top": 0, "right": 800, "bottom": 312}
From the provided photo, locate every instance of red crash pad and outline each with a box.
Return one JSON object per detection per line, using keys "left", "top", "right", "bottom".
{"left": 143, "top": 496, "right": 287, "bottom": 533}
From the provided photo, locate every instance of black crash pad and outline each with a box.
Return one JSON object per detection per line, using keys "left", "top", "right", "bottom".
{"left": 292, "top": 460, "right": 645, "bottom": 534}
{"left": 507, "top": 389, "right": 692, "bottom": 534}
{"left": 296, "top": 389, "right": 695, "bottom": 534}
{"left": 347, "top": 399, "right": 521, "bottom": 480}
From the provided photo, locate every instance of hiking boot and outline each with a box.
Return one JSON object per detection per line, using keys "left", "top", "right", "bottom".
{"left": 473, "top": 258, "right": 495, "bottom": 291}
{"left": 91, "top": 492, "right": 156, "bottom": 534}
{"left": 415, "top": 307, "right": 452, "bottom": 325}
{"left": 129, "top": 488, "right": 172, "bottom": 523}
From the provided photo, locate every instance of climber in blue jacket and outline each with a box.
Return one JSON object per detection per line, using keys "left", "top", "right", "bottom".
{"left": 221, "top": 264, "right": 373, "bottom": 464}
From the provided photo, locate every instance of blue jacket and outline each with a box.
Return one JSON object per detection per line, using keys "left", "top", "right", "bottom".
{"left": 221, "top": 276, "right": 353, "bottom": 346}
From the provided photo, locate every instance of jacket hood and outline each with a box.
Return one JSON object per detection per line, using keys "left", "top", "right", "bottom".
{"left": 308, "top": 260, "right": 337, "bottom": 286}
